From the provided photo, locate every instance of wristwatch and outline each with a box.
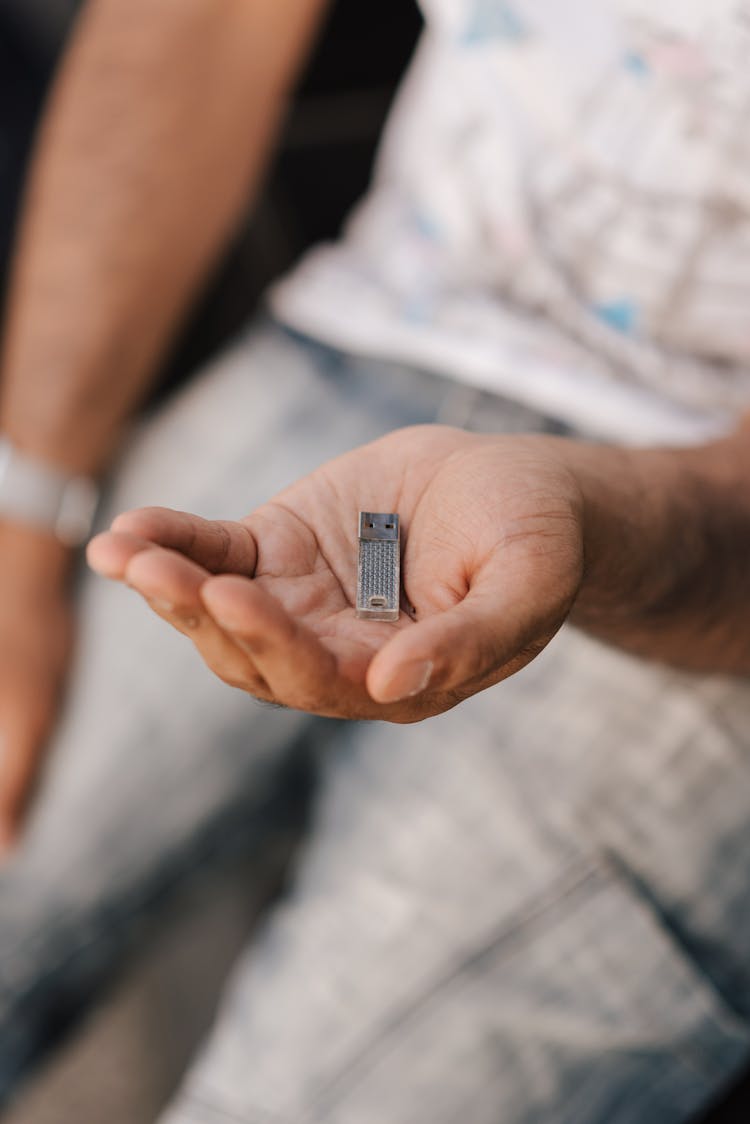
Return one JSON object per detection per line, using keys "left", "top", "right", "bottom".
{"left": 0, "top": 436, "right": 100, "bottom": 546}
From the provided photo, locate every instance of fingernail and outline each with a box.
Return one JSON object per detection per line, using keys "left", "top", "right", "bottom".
{"left": 390, "top": 659, "right": 433, "bottom": 702}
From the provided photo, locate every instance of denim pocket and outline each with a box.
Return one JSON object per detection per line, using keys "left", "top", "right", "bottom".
{"left": 310, "top": 857, "right": 750, "bottom": 1124}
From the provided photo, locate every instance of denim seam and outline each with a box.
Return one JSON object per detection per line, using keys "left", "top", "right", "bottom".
{"left": 0, "top": 777, "right": 311, "bottom": 1098}
{"left": 305, "top": 853, "right": 750, "bottom": 1121}
{"left": 306, "top": 857, "right": 598, "bottom": 1119}
{"left": 177, "top": 1091, "right": 291, "bottom": 1124}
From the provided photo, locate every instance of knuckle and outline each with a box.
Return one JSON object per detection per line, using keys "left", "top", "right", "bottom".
{"left": 177, "top": 612, "right": 202, "bottom": 631}
{"left": 152, "top": 601, "right": 201, "bottom": 632}
{"left": 213, "top": 522, "right": 232, "bottom": 569}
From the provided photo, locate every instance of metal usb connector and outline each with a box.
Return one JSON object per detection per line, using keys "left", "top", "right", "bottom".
{"left": 356, "top": 511, "right": 400, "bottom": 621}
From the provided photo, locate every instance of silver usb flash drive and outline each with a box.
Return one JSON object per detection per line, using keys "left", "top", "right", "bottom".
{"left": 356, "top": 511, "right": 400, "bottom": 621}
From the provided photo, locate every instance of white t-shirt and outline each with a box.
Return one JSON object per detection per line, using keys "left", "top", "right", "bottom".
{"left": 272, "top": 0, "right": 750, "bottom": 444}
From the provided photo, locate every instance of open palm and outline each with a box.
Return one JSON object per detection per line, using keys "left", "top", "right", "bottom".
{"left": 88, "top": 425, "right": 585, "bottom": 721}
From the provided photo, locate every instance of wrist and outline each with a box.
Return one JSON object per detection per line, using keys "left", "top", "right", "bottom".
{"left": 0, "top": 518, "right": 73, "bottom": 592}
{"left": 568, "top": 442, "right": 667, "bottom": 621}
{"left": 566, "top": 432, "right": 750, "bottom": 670}
{"left": 0, "top": 435, "right": 100, "bottom": 547}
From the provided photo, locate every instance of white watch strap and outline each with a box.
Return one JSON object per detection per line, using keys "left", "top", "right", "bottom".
{"left": 0, "top": 437, "right": 99, "bottom": 546}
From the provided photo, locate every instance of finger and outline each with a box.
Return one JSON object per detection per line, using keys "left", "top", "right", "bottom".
{"left": 90, "top": 532, "right": 219, "bottom": 631}
{"left": 125, "top": 544, "right": 211, "bottom": 620}
{"left": 87, "top": 530, "right": 157, "bottom": 580}
{"left": 0, "top": 684, "right": 55, "bottom": 854}
{"left": 124, "top": 547, "right": 272, "bottom": 697}
{"left": 367, "top": 560, "right": 567, "bottom": 704}
{"left": 201, "top": 575, "right": 339, "bottom": 712}
{"left": 111, "top": 508, "right": 258, "bottom": 575}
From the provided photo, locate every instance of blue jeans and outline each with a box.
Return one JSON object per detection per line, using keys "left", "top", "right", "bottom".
{"left": 1, "top": 321, "right": 749, "bottom": 1122}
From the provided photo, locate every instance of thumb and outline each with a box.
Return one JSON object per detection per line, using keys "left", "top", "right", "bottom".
{"left": 366, "top": 561, "right": 569, "bottom": 705}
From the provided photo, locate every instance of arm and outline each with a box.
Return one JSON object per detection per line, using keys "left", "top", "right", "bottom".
{"left": 87, "top": 421, "right": 750, "bottom": 725}
{"left": 0, "top": 0, "right": 329, "bottom": 846}
{"left": 0, "top": 0, "right": 329, "bottom": 474}
{"left": 569, "top": 424, "right": 750, "bottom": 674}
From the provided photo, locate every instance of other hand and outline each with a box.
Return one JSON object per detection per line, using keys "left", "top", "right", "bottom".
{"left": 0, "top": 523, "right": 72, "bottom": 852}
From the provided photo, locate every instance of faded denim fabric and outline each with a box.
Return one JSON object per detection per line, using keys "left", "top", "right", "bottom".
{"left": 1, "top": 322, "right": 749, "bottom": 1123}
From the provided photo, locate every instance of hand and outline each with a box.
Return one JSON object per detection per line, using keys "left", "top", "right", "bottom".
{"left": 87, "top": 425, "right": 586, "bottom": 722}
{"left": 0, "top": 523, "right": 72, "bottom": 852}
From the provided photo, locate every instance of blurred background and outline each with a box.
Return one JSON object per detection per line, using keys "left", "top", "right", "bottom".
{"left": 1, "top": 2, "right": 748, "bottom": 1122}
{"left": 0, "top": 1, "right": 422, "bottom": 1120}
{"left": 0, "top": 0, "right": 422, "bottom": 392}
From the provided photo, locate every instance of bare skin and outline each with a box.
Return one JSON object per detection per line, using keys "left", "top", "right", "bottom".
{"left": 5, "top": 0, "right": 749, "bottom": 839}
{"left": 0, "top": 524, "right": 72, "bottom": 850}
{"left": 88, "top": 422, "right": 750, "bottom": 724}
{"left": 0, "top": 0, "right": 329, "bottom": 847}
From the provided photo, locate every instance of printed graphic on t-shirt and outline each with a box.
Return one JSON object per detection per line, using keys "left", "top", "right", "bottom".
{"left": 273, "top": 0, "right": 750, "bottom": 441}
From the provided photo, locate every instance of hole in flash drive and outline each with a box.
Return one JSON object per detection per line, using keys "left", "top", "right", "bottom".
{"left": 356, "top": 511, "right": 400, "bottom": 621}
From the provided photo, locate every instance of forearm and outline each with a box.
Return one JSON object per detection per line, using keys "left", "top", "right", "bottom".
{"left": 0, "top": 0, "right": 327, "bottom": 477}
{"left": 568, "top": 424, "right": 750, "bottom": 673}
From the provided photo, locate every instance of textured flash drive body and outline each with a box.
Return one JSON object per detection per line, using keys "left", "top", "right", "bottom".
{"left": 356, "top": 512, "right": 400, "bottom": 621}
